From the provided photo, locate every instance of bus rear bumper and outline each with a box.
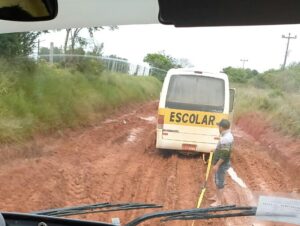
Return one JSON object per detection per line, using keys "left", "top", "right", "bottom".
{"left": 156, "top": 130, "right": 217, "bottom": 153}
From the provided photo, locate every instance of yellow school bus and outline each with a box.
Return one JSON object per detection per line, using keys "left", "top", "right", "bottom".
{"left": 156, "top": 68, "right": 235, "bottom": 153}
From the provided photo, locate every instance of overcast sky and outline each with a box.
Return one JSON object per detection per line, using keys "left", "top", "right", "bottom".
{"left": 40, "top": 24, "right": 300, "bottom": 72}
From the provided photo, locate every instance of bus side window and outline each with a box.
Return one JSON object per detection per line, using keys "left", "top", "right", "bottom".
{"left": 229, "top": 88, "right": 236, "bottom": 113}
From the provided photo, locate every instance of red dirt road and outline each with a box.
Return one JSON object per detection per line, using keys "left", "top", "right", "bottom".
{"left": 0, "top": 102, "right": 299, "bottom": 226}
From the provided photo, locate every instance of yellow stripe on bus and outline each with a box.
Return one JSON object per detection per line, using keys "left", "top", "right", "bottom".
{"left": 159, "top": 108, "right": 228, "bottom": 128}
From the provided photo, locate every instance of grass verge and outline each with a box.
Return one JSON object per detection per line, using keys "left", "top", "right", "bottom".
{"left": 0, "top": 60, "right": 161, "bottom": 143}
{"left": 232, "top": 83, "right": 300, "bottom": 137}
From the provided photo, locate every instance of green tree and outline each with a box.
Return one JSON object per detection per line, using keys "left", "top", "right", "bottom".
{"left": 223, "top": 67, "right": 259, "bottom": 83}
{"left": 108, "top": 54, "right": 128, "bottom": 61}
{"left": 39, "top": 47, "right": 50, "bottom": 55}
{"left": 143, "top": 52, "right": 177, "bottom": 71}
{"left": 0, "top": 32, "right": 40, "bottom": 58}
{"left": 63, "top": 26, "right": 117, "bottom": 54}
{"left": 66, "top": 47, "right": 85, "bottom": 55}
{"left": 86, "top": 43, "right": 104, "bottom": 56}
{"left": 144, "top": 52, "right": 183, "bottom": 81}
{"left": 39, "top": 46, "right": 63, "bottom": 55}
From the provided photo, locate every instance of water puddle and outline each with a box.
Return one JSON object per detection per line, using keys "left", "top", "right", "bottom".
{"left": 139, "top": 116, "right": 156, "bottom": 123}
{"left": 103, "top": 119, "right": 118, "bottom": 124}
{"left": 228, "top": 167, "right": 247, "bottom": 188}
{"left": 126, "top": 128, "right": 142, "bottom": 143}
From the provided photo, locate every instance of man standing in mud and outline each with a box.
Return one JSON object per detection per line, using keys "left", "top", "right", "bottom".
{"left": 210, "top": 119, "right": 234, "bottom": 207}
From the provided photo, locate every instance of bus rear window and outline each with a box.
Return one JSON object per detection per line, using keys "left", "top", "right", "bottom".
{"left": 166, "top": 75, "right": 225, "bottom": 112}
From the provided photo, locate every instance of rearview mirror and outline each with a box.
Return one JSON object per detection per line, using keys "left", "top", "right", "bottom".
{"left": 0, "top": 0, "right": 58, "bottom": 21}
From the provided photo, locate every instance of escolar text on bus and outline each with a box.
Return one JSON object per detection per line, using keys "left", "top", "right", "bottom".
{"left": 158, "top": 108, "right": 228, "bottom": 128}
{"left": 169, "top": 112, "right": 216, "bottom": 125}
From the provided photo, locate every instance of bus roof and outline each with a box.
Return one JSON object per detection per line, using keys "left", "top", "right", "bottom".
{"left": 167, "top": 68, "right": 227, "bottom": 79}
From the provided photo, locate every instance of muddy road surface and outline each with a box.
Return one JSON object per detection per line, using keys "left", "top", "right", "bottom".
{"left": 0, "top": 102, "right": 299, "bottom": 226}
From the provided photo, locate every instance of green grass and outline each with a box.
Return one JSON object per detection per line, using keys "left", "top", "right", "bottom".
{"left": 0, "top": 60, "right": 161, "bottom": 143}
{"left": 230, "top": 63, "right": 300, "bottom": 137}
{"left": 232, "top": 84, "right": 300, "bottom": 137}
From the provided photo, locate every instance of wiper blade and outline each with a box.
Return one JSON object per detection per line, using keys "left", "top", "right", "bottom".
{"left": 125, "top": 205, "right": 257, "bottom": 226}
{"left": 33, "top": 202, "right": 162, "bottom": 217}
{"left": 162, "top": 206, "right": 256, "bottom": 221}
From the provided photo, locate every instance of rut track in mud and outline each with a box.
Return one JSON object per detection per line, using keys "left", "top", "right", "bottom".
{"left": 0, "top": 101, "right": 298, "bottom": 226}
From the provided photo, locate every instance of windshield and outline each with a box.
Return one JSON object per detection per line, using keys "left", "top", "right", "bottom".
{"left": 0, "top": 4, "right": 299, "bottom": 226}
{"left": 166, "top": 75, "right": 225, "bottom": 112}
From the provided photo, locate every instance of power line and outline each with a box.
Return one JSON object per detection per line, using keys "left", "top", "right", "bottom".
{"left": 282, "top": 33, "right": 297, "bottom": 70}
{"left": 240, "top": 59, "right": 248, "bottom": 69}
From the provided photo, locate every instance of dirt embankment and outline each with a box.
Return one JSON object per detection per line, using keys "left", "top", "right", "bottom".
{"left": 0, "top": 102, "right": 299, "bottom": 226}
{"left": 236, "top": 112, "right": 300, "bottom": 189}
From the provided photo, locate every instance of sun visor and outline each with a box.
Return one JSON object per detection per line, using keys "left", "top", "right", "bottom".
{"left": 158, "top": 0, "right": 300, "bottom": 27}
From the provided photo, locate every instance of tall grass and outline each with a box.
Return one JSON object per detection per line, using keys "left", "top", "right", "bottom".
{"left": 233, "top": 84, "right": 300, "bottom": 137}
{"left": 0, "top": 60, "right": 161, "bottom": 142}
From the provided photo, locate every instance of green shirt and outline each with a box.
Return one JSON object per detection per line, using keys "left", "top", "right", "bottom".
{"left": 212, "top": 130, "right": 234, "bottom": 165}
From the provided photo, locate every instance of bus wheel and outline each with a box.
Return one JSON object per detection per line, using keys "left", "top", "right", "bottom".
{"left": 178, "top": 151, "right": 200, "bottom": 158}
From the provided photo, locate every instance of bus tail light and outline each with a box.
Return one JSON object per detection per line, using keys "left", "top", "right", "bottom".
{"left": 182, "top": 144, "right": 197, "bottom": 151}
{"left": 157, "top": 114, "right": 164, "bottom": 129}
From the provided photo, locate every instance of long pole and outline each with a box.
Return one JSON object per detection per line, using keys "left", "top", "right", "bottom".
{"left": 240, "top": 59, "right": 248, "bottom": 69}
{"left": 282, "top": 33, "right": 297, "bottom": 69}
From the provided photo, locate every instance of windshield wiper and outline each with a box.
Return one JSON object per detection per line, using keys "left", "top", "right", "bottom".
{"left": 162, "top": 206, "right": 256, "bottom": 221}
{"left": 125, "top": 205, "right": 257, "bottom": 226}
{"left": 33, "top": 202, "right": 163, "bottom": 217}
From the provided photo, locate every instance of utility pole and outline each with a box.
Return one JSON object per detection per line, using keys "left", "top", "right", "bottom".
{"left": 35, "top": 39, "right": 44, "bottom": 60}
{"left": 282, "top": 33, "right": 297, "bottom": 70}
{"left": 240, "top": 59, "right": 248, "bottom": 69}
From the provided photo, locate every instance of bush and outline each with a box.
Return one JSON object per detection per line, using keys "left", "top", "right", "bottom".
{"left": 59, "top": 57, "right": 105, "bottom": 76}
{"left": 0, "top": 57, "right": 37, "bottom": 75}
{"left": 233, "top": 83, "right": 300, "bottom": 137}
{"left": 223, "top": 67, "right": 258, "bottom": 83}
{"left": 257, "top": 97, "right": 277, "bottom": 111}
{"left": 0, "top": 59, "right": 161, "bottom": 142}
{"left": 251, "top": 65, "right": 300, "bottom": 92}
{"left": 74, "top": 58, "right": 105, "bottom": 75}
{"left": 227, "top": 63, "right": 300, "bottom": 136}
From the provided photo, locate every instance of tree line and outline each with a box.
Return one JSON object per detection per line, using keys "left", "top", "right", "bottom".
{"left": 0, "top": 27, "right": 116, "bottom": 58}
{"left": 0, "top": 29, "right": 264, "bottom": 82}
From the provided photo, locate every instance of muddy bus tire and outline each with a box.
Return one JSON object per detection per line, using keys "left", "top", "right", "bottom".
{"left": 178, "top": 151, "right": 201, "bottom": 158}
{"left": 157, "top": 149, "right": 174, "bottom": 158}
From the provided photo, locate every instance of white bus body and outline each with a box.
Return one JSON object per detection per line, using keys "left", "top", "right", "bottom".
{"left": 156, "top": 68, "right": 234, "bottom": 153}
